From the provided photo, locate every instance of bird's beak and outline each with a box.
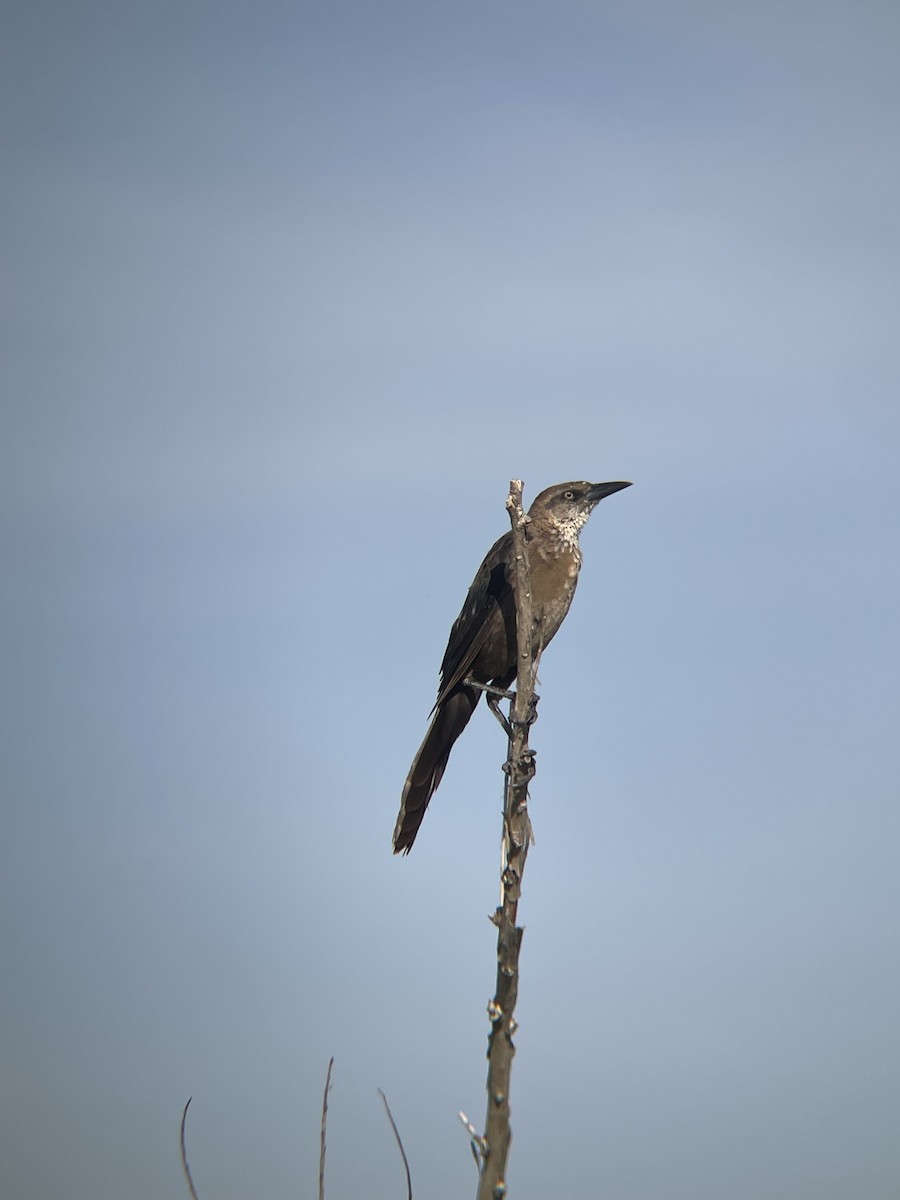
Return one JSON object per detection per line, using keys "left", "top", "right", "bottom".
{"left": 587, "top": 480, "right": 632, "bottom": 503}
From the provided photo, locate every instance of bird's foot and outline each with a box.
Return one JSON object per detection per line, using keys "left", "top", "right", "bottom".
{"left": 510, "top": 691, "right": 540, "bottom": 729}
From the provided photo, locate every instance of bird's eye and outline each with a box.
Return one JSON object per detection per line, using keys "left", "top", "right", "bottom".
{"left": 563, "top": 490, "right": 575, "bottom": 500}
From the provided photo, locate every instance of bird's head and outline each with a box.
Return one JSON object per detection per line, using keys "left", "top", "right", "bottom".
{"left": 528, "top": 480, "right": 632, "bottom": 547}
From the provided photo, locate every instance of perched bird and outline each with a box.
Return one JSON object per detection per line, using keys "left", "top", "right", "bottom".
{"left": 393, "top": 479, "right": 631, "bottom": 853}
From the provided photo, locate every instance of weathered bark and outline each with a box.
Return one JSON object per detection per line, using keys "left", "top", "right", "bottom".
{"left": 476, "top": 480, "right": 538, "bottom": 1200}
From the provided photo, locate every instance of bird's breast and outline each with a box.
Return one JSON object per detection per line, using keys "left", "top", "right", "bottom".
{"left": 529, "top": 544, "right": 581, "bottom": 649}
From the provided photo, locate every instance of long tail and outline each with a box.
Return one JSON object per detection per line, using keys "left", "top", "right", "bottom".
{"left": 393, "top": 684, "right": 480, "bottom": 853}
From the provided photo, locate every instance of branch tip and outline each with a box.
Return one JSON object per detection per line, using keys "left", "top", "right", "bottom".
{"left": 378, "top": 1089, "right": 413, "bottom": 1200}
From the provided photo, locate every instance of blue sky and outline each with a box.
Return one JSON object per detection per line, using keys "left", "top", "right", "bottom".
{"left": 2, "top": 2, "right": 899, "bottom": 1197}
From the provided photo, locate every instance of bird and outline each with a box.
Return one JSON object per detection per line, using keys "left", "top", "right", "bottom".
{"left": 393, "top": 479, "right": 631, "bottom": 853}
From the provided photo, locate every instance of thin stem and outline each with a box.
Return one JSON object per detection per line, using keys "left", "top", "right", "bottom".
{"left": 179, "top": 1097, "right": 201, "bottom": 1200}
{"left": 378, "top": 1089, "right": 413, "bottom": 1200}
{"left": 319, "top": 1057, "right": 334, "bottom": 1200}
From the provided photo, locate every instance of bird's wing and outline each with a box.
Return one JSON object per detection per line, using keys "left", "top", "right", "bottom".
{"left": 433, "top": 533, "right": 512, "bottom": 709}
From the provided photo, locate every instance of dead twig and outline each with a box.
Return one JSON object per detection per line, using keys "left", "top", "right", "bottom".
{"left": 378, "top": 1089, "right": 413, "bottom": 1200}
{"left": 179, "top": 1097, "right": 201, "bottom": 1200}
{"left": 319, "top": 1056, "right": 334, "bottom": 1200}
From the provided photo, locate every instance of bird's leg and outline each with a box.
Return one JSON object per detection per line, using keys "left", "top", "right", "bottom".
{"left": 463, "top": 677, "right": 540, "bottom": 735}
{"left": 464, "top": 678, "right": 515, "bottom": 703}
{"left": 464, "top": 678, "right": 515, "bottom": 736}
{"left": 487, "top": 691, "right": 514, "bottom": 739}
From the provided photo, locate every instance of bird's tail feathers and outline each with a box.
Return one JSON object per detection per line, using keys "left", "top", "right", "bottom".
{"left": 392, "top": 685, "right": 479, "bottom": 854}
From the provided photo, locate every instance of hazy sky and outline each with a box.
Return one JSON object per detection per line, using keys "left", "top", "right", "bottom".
{"left": 2, "top": 2, "right": 899, "bottom": 1197}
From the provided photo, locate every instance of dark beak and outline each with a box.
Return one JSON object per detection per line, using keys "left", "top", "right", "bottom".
{"left": 587, "top": 480, "right": 632, "bottom": 503}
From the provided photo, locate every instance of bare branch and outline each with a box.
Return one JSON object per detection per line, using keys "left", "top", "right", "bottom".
{"left": 378, "top": 1089, "right": 413, "bottom": 1200}
{"left": 179, "top": 1097, "right": 201, "bottom": 1200}
{"left": 476, "top": 479, "right": 537, "bottom": 1200}
{"left": 319, "top": 1057, "right": 334, "bottom": 1200}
